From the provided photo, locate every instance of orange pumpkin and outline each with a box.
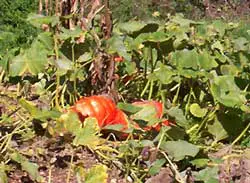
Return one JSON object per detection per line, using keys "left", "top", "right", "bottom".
{"left": 70, "top": 95, "right": 117, "bottom": 128}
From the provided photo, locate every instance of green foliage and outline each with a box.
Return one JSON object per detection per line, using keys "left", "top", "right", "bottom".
{"left": 1, "top": 3, "right": 250, "bottom": 182}
{"left": 0, "top": 0, "right": 38, "bottom": 57}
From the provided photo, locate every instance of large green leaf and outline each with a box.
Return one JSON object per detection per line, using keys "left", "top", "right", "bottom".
{"left": 160, "top": 140, "right": 199, "bottom": 161}
{"left": 171, "top": 14, "right": 198, "bottom": 27}
{"left": 118, "top": 21, "right": 147, "bottom": 33}
{"left": 170, "top": 49, "right": 218, "bottom": 71}
{"left": 9, "top": 33, "right": 51, "bottom": 76}
{"left": 58, "top": 27, "right": 84, "bottom": 41}
{"left": 210, "top": 75, "right": 246, "bottom": 108}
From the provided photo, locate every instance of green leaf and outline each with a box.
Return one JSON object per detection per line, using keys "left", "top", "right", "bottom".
{"left": 21, "top": 161, "right": 42, "bottom": 182}
{"left": 220, "top": 65, "right": 240, "bottom": 75}
{"left": 118, "top": 21, "right": 147, "bottom": 33}
{"left": 58, "top": 27, "right": 84, "bottom": 40}
{"left": 210, "top": 75, "right": 246, "bottom": 108}
{"left": 199, "top": 50, "right": 218, "bottom": 70}
{"left": 132, "top": 105, "right": 160, "bottom": 126}
{"left": 19, "top": 98, "right": 61, "bottom": 121}
{"left": 149, "top": 63, "right": 175, "bottom": 84}
{"left": 9, "top": 38, "right": 48, "bottom": 76}
{"left": 191, "top": 158, "right": 210, "bottom": 168}
{"left": 117, "top": 103, "right": 142, "bottom": 113}
{"left": 170, "top": 49, "right": 217, "bottom": 71}
{"left": 73, "top": 117, "right": 101, "bottom": 147}
{"left": 149, "top": 159, "right": 166, "bottom": 176}
{"left": 77, "top": 52, "right": 92, "bottom": 63}
{"left": 10, "top": 152, "right": 43, "bottom": 182}
{"left": 85, "top": 165, "right": 108, "bottom": 183}
{"left": 124, "top": 60, "right": 136, "bottom": 75}
{"left": 190, "top": 103, "right": 207, "bottom": 118}
{"left": 233, "top": 37, "right": 248, "bottom": 51}
{"left": 167, "top": 107, "right": 190, "bottom": 128}
{"left": 55, "top": 54, "right": 73, "bottom": 76}
{"left": 195, "top": 167, "right": 219, "bottom": 183}
{"left": 208, "top": 116, "right": 228, "bottom": 142}
{"left": 171, "top": 14, "right": 197, "bottom": 27}
{"left": 27, "top": 13, "right": 59, "bottom": 28}
{"left": 58, "top": 111, "right": 82, "bottom": 134}
{"left": 160, "top": 140, "right": 199, "bottom": 161}
{"left": 132, "top": 31, "right": 171, "bottom": 49}
{"left": 107, "top": 35, "right": 131, "bottom": 61}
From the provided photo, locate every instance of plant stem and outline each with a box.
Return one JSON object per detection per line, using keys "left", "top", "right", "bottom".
{"left": 148, "top": 80, "right": 154, "bottom": 100}
{"left": 140, "top": 80, "right": 150, "bottom": 97}
{"left": 53, "top": 35, "right": 61, "bottom": 110}
{"left": 232, "top": 122, "right": 250, "bottom": 146}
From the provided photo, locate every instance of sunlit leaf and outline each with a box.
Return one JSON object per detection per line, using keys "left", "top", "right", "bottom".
{"left": 9, "top": 34, "right": 50, "bottom": 76}
{"left": 170, "top": 49, "right": 217, "bottom": 71}
{"left": 57, "top": 111, "right": 82, "bottom": 134}
{"left": 58, "top": 27, "right": 84, "bottom": 40}
{"left": 210, "top": 75, "right": 246, "bottom": 108}
{"left": 233, "top": 37, "right": 248, "bottom": 51}
{"left": 77, "top": 52, "right": 92, "bottom": 63}
{"left": 85, "top": 164, "right": 108, "bottom": 183}
{"left": 190, "top": 103, "right": 207, "bottom": 118}
{"left": 73, "top": 117, "right": 101, "bottom": 147}
{"left": 191, "top": 158, "right": 210, "bottom": 168}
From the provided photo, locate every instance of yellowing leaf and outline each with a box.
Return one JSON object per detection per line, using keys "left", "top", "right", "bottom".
{"left": 85, "top": 165, "right": 108, "bottom": 183}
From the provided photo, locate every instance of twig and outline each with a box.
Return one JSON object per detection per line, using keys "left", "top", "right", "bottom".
{"left": 161, "top": 151, "right": 185, "bottom": 183}
{"left": 231, "top": 122, "right": 250, "bottom": 146}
